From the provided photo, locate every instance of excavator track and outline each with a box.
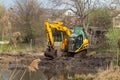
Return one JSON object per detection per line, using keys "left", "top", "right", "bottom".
{"left": 74, "top": 49, "right": 87, "bottom": 58}
{"left": 44, "top": 49, "right": 88, "bottom": 59}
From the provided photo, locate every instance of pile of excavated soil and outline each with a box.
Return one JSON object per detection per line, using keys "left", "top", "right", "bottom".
{"left": 39, "top": 52, "right": 114, "bottom": 79}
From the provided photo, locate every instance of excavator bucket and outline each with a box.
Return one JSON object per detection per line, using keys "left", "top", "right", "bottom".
{"left": 44, "top": 48, "right": 57, "bottom": 59}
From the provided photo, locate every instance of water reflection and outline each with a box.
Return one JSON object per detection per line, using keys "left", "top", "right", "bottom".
{"left": 0, "top": 69, "right": 48, "bottom": 80}
{"left": 0, "top": 70, "right": 11, "bottom": 80}
{"left": 15, "top": 70, "right": 47, "bottom": 80}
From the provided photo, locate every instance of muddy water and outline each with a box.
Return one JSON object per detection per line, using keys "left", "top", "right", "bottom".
{"left": 0, "top": 52, "right": 113, "bottom": 80}
{"left": 4, "top": 58, "right": 112, "bottom": 80}
{"left": 0, "top": 70, "right": 47, "bottom": 80}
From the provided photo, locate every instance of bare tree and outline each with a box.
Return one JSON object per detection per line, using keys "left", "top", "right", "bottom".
{"left": 50, "top": 0, "right": 99, "bottom": 27}
{"left": 13, "top": 0, "right": 46, "bottom": 45}
{"left": 0, "top": 4, "right": 5, "bottom": 19}
{"left": 109, "top": 0, "right": 120, "bottom": 9}
{"left": 0, "top": 14, "right": 12, "bottom": 40}
{"left": 0, "top": 6, "right": 12, "bottom": 40}
{"left": 108, "top": 0, "right": 120, "bottom": 17}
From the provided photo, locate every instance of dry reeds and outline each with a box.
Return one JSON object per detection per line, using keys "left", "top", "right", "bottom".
{"left": 27, "top": 58, "right": 41, "bottom": 72}
{"left": 94, "top": 66, "right": 120, "bottom": 80}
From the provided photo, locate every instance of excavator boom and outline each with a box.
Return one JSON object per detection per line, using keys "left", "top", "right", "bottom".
{"left": 44, "top": 21, "right": 71, "bottom": 49}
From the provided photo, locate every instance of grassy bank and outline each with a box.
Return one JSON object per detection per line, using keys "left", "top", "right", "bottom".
{"left": 68, "top": 66, "right": 120, "bottom": 80}
{"left": 0, "top": 43, "right": 38, "bottom": 52}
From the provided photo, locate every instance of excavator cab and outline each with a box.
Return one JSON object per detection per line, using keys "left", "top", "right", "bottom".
{"left": 63, "top": 26, "right": 88, "bottom": 57}
{"left": 68, "top": 26, "right": 87, "bottom": 52}
{"left": 68, "top": 34, "right": 83, "bottom": 51}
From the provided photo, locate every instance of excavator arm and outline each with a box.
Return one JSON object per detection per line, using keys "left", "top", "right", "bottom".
{"left": 44, "top": 21, "right": 71, "bottom": 59}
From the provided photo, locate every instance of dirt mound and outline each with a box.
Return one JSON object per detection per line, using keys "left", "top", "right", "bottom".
{"left": 39, "top": 53, "right": 113, "bottom": 79}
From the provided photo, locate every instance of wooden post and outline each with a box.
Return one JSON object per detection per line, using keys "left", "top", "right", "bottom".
{"left": 30, "top": 39, "right": 33, "bottom": 50}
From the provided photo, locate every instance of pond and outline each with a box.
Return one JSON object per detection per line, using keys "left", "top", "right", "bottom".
{"left": 0, "top": 55, "right": 112, "bottom": 80}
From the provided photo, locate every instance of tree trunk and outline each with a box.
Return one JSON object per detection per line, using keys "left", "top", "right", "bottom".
{"left": 82, "top": 20, "right": 89, "bottom": 37}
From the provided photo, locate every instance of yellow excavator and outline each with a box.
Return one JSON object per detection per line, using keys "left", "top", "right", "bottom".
{"left": 44, "top": 21, "right": 88, "bottom": 59}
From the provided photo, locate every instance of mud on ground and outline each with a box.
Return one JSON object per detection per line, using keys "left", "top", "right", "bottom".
{"left": 0, "top": 50, "right": 115, "bottom": 79}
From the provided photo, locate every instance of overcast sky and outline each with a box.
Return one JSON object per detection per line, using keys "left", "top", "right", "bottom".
{"left": 0, "top": 0, "right": 14, "bottom": 8}
{"left": 0, "top": 0, "right": 51, "bottom": 8}
{"left": 0, "top": 0, "right": 115, "bottom": 9}
{"left": 0, "top": 0, "right": 66, "bottom": 9}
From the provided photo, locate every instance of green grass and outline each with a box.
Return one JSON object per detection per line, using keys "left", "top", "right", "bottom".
{"left": 0, "top": 44, "right": 11, "bottom": 51}
{"left": 0, "top": 43, "right": 36, "bottom": 52}
{"left": 95, "top": 28, "right": 120, "bottom": 53}
{"left": 105, "top": 28, "right": 120, "bottom": 66}
{"left": 105, "top": 28, "right": 120, "bottom": 52}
